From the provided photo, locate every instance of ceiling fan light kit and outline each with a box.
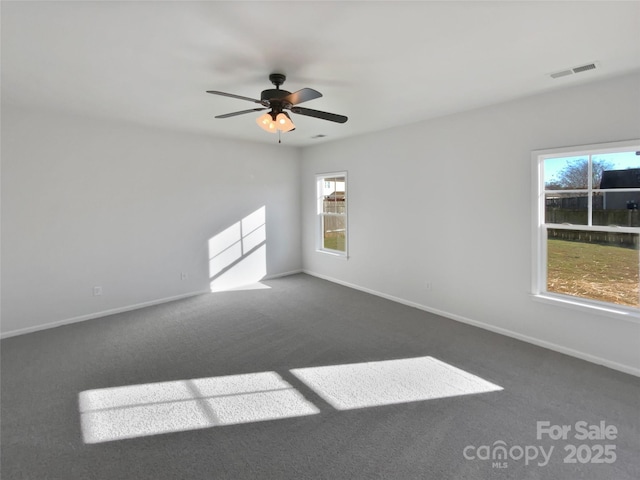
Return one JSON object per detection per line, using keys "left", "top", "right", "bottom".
{"left": 256, "top": 111, "right": 295, "bottom": 133}
{"left": 207, "top": 73, "right": 347, "bottom": 141}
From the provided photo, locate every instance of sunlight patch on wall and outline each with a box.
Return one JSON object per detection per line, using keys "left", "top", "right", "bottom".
{"left": 290, "top": 356, "right": 503, "bottom": 410}
{"left": 208, "top": 206, "right": 269, "bottom": 292}
{"left": 79, "top": 371, "right": 318, "bottom": 444}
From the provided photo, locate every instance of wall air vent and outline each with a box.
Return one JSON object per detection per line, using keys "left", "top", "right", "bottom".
{"left": 549, "top": 62, "right": 598, "bottom": 79}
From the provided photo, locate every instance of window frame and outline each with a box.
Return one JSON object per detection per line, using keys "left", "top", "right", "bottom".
{"left": 531, "top": 139, "right": 640, "bottom": 321}
{"left": 316, "top": 171, "right": 348, "bottom": 258}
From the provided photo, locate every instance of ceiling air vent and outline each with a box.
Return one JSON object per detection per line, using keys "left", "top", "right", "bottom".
{"left": 572, "top": 63, "right": 597, "bottom": 74}
{"left": 550, "top": 70, "right": 573, "bottom": 79}
{"left": 550, "top": 62, "right": 598, "bottom": 79}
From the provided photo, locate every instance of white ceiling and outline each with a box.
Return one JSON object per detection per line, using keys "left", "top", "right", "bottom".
{"left": 2, "top": 1, "right": 640, "bottom": 147}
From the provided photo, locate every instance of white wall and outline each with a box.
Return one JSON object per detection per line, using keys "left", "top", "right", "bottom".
{"left": 3, "top": 73, "right": 639, "bottom": 374}
{"left": 301, "top": 72, "right": 640, "bottom": 375}
{"left": 1, "top": 105, "right": 302, "bottom": 336}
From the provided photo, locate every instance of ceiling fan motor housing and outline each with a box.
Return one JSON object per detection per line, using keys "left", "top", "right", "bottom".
{"left": 262, "top": 73, "right": 291, "bottom": 111}
{"left": 261, "top": 89, "right": 291, "bottom": 103}
{"left": 261, "top": 88, "right": 292, "bottom": 114}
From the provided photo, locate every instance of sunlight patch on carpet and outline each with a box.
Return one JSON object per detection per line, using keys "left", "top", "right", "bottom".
{"left": 290, "top": 356, "right": 503, "bottom": 410}
{"left": 79, "top": 357, "right": 502, "bottom": 443}
{"left": 79, "top": 371, "right": 319, "bottom": 443}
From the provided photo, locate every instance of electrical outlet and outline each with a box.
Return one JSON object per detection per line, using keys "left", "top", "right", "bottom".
{"left": 180, "top": 272, "right": 188, "bottom": 280}
{"left": 424, "top": 282, "right": 432, "bottom": 291}
{"left": 93, "top": 286, "right": 103, "bottom": 296}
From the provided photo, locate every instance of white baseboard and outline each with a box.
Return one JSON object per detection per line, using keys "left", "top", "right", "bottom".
{"left": 0, "top": 290, "right": 209, "bottom": 339}
{"left": 265, "top": 269, "right": 303, "bottom": 280}
{"left": 0, "top": 270, "right": 304, "bottom": 340}
{"left": 303, "top": 270, "right": 640, "bottom": 378}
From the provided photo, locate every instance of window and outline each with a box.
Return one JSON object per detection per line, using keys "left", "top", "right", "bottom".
{"left": 532, "top": 140, "right": 640, "bottom": 316}
{"left": 317, "top": 172, "right": 347, "bottom": 256}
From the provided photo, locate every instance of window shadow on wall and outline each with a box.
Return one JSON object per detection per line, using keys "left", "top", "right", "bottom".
{"left": 208, "top": 206, "right": 269, "bottom": 292}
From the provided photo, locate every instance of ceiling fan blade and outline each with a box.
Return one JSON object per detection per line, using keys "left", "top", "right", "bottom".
{"left": 206, "top": 90, "right": 265, "bottom": 105}
{"left": 290, "top": 106, "right": 348, "bottom": 123}
{"left": 282, "top": 88, "right": 322, "bottom": 106}
{"left": 215, "top": 108, "right": 267, "bottom": 119}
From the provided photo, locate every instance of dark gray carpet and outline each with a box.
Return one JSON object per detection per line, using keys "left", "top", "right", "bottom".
{"left": 1, "top": 273, "right": 639, "bottom": 479}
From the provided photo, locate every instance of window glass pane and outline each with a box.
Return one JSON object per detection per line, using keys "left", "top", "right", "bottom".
{"left": 323, "top": 215, "right": 346, "bottom": 252}
{"left": 545, "top": 192, "right": 588, "bottom": 225}
{"left": 595, "top": 151, "right": 640, "bottom": 190}
{"left": 323, "top": 196, "right": 337, "bottom": 214}
{"left": 318, "top": 173, "right": 347, "bottom": 255}
{"left": 546, "top": 229, "right": 639, "bottom": 308}
{"left": 322, "top": 198, "right": 333, "bottom": 214}
{"left": 544, "top": 156, "right": 589, "bottom": 190}
{"left": 322, "top": 176, "right": 345, "bottom": 214}
{"left": 593, "top": 191, "right": 640, "bottom": 227}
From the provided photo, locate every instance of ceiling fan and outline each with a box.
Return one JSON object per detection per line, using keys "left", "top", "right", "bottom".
{"left": 207, "top": 73, "right": 348, "bottom": 138}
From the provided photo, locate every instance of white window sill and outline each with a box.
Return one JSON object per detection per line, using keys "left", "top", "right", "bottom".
{"left": 316, "top": 249, "right": 349, "bottom": 259}
{"left": 532, "top": 293, "right": 640, "bottom": 324}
